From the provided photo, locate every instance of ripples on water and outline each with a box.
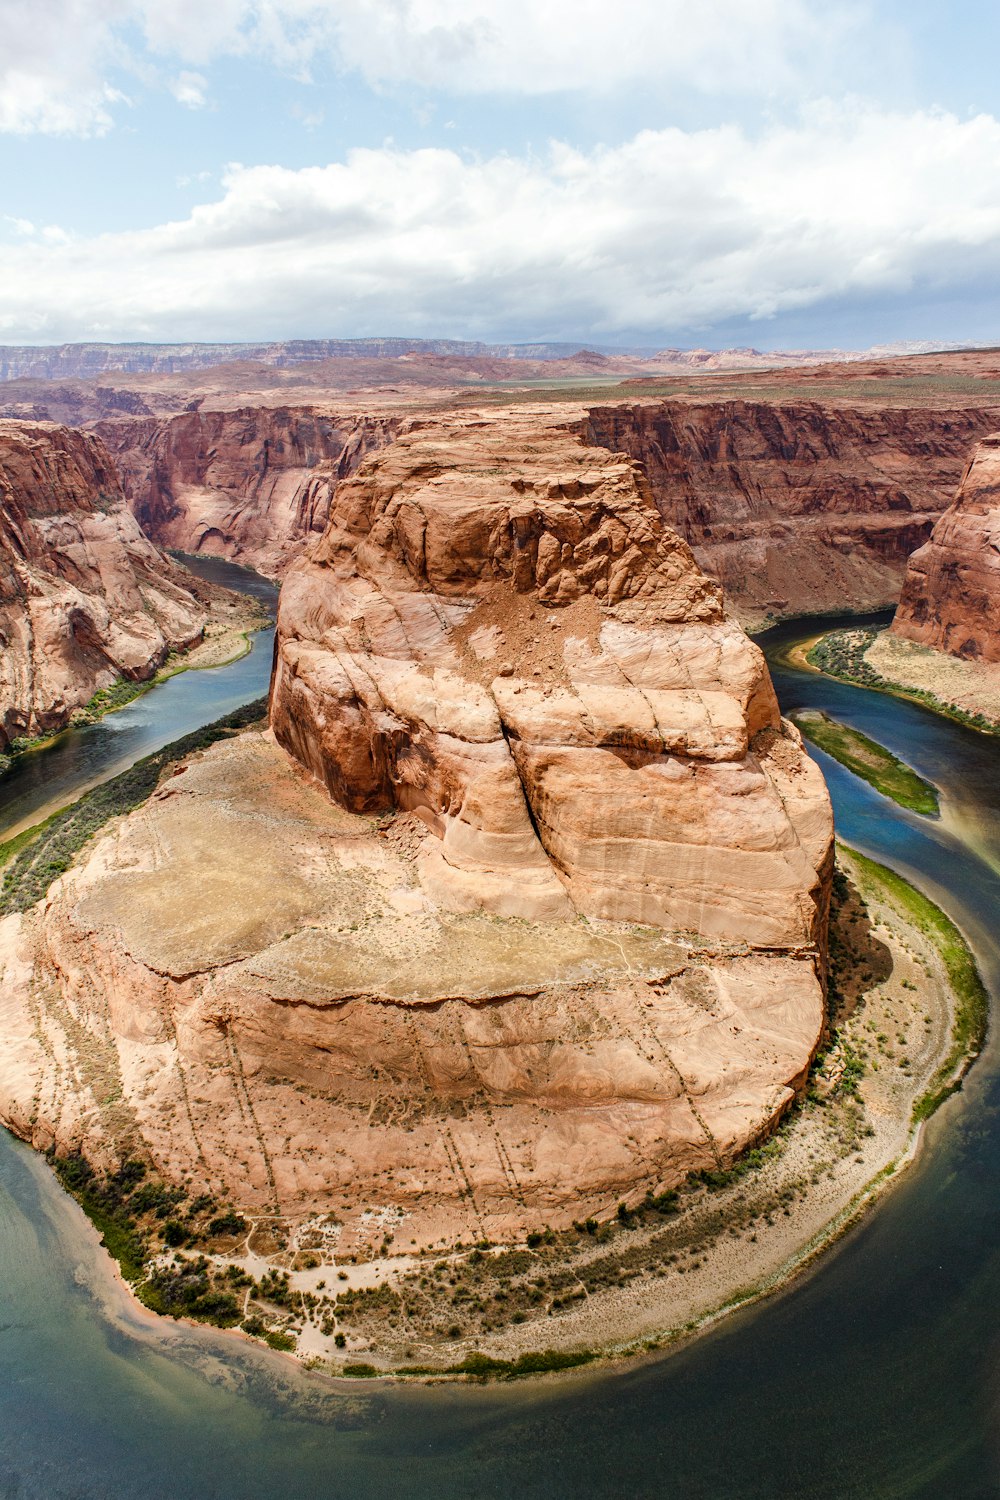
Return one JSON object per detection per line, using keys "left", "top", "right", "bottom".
{"left": 2, "top": 609, "right": 1000, "bottom": 1498}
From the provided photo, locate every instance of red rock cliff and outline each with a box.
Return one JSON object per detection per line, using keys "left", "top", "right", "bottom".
{"left": 582, "top": 401, "right": 998, "bottom": 621}
{"left": 0, "top": 421, "right": 212, "bottom": 748}
{"left": 98, "top": 406, "right": 400, "bottom": 577}
{"left": 892, "top": 433, "right": 1000, "bottom": 662}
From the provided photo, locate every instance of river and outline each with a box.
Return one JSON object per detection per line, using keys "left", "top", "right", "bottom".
{"left": 0, "top": 556, "right": 278, "bottom": 842}
{"left": 1, "top": 608, "right": 999, "bottom": 1499}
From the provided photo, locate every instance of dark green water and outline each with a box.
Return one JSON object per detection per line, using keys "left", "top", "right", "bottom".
{"left": 2, "top": 611, "right": 1000, "bottom": 1499}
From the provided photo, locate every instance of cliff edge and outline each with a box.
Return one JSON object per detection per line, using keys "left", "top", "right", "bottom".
{"left": 892, "top": 433, "right": 1000, "bottom": 662}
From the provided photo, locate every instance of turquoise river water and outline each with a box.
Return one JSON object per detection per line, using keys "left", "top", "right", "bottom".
{"left": 1, "top": 601, "right": 999, "bottom": 1498}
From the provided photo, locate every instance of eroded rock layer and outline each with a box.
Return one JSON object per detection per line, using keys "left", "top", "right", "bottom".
{"left": 582, "top": 401, "right": 998, "bottom": 621}
{"left": 0, "top": 421, "right": 213, "bottom": 749}
{"left": 892, "top": 434, "right": 1000, "bottom": 662}
{"left": 98, "top": 406, "right": 400, "bottom": 576}
{"left": 271, "top": 408, "right": 832, "bottom": 948}
{"left": 0, "top": 409, "right": 833, "bottom": 1249}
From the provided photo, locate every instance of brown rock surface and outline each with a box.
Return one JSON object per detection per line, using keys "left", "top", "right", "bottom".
{"left": 98, "top": 407, "right": 400, "bottom": 576}
{"left": 582, "top": 401, "right": 998, "bottom": 622}
{"left": 271, "top": 408, "right": 832, "bottom": 947}
{"left": 0, "top": 407, "right": 833, "bottom": 1249}
{"left": 892, "top": 434, "right": 1000, "bottom": 662}
{"left": 0, "top": 421, "right": 216, "bottom": 749}
{"left": 0, "top": 730, "right": 827, "bottom": 1250}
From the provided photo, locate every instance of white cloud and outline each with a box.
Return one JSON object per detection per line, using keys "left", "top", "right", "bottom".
{"left": 0, "top": 0, "right": 132, "bottom": 135}
{"left": 0, "top": 0, "right": 870, "bottom": 134}
{"left": 170, "top": 71, "right": 209, "bottom": 109}
{"left": 1, "top": 106, "right": 997, "bottom": 342}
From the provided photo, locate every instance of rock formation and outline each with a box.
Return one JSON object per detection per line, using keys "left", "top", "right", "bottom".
{"left": 0, "top": 408, "right": 833, "bottom": 1251}
{"left": 891, "top": 433, "right": 1000, "bottom": 662}
{"left": 582, "top": 401, "right": 998, "bottom": 622}
{"left": 0, "top": 421, "right": 215, "bottom": 749}
{"left": 98, "top": 407, "right": 400, "bottom": 576}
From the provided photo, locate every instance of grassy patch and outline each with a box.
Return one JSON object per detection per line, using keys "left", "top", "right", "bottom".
{"left": 808, "top": 629, "right": 1000, "bottom": 737}
{"left": 847, "top": 847, "right": 989, "bottom": 1121}
{"left": 792, "top": 709, "right": 939, "bottom": 815}
{"left": 0, "top": 697, "right": 267, "bottom": 914}
{"left": 0, "top": 808, "right": 66, "bottom": 869}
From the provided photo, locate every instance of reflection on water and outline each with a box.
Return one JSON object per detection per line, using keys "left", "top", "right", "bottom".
{"left": 0, "top": 556, "right": 278, "bottom": 841}
{"left": 1, "top": 612, "right": 1000, "bottom": 1498}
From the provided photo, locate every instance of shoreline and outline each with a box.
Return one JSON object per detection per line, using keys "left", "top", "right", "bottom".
{"left": 0, "top": 613, "right": 270, "bottom": 858}
{"left": 0, "top": 588, "right": 270, "bottom": 791}
{"left": 13, "top": 836, "right": 983, "bottom": 1385}
{"left": 804, "top": 626, "right": 1000, "bottom": 737}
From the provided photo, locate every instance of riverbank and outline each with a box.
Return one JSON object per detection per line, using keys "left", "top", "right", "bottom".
{"left": 0, "top": 591, "right": 270, "bottom": 781}
{"left": 16, "top": 825, "right": 981, "bottom": 1383}
{"left": 806, "top": 626, "right": 1000, "bottom": 735}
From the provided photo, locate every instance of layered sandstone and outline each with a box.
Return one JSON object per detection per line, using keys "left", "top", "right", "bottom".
{"left": 0, "top": 409, "right": 833, "bottom": 1250}
{"left": 271, "top": 409, "right": 832, "bottom": 947}
{"left": 582, "top": 401, "right": 998, "bottom": 622}
{"left": 98, "top": 407, "right": 400, "bottom": 576}
{"left": 0, "top": 421, "right": 215, "bottom": 749}
{"left": 892, "top": 434, "right": 1000, "bottom": 662}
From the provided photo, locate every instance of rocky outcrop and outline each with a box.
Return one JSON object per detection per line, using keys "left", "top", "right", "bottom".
{"left": 271, "top": 409, "right": 832, "bottom": 949}
{"left": 97, "top": 407, "right": 400, "bottom": 576}
{"left": 0, "top": 409, "right": 833, "bottom": 1250}
{"left": 891, "top": 434, "right": 1000, "bottom": 662}
{"left": 582, "top": 401, "right": 999, "bottom": 622}
{"left": 0, "top": 421, "right": 215, "bottom": 749}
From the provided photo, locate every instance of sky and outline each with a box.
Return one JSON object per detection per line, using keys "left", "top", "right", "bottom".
{"left": 2, "top": 0, "right": 1000, "bottom": 349}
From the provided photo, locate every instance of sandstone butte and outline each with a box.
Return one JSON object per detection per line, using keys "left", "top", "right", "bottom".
{"left": 0, "top": 407, "right": 834, "bottom": 1255}
{"left": 892, "top": 432, "right": 1000, "bottom": 662}
{"left": 95, "top": 396, "right": 998, "bottom": 624}
{"left": 0, "top": 420, "right": 217, "bottom": 750}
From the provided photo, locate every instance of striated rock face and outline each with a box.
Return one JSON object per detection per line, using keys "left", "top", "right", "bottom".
{"left": 892, "top": 434, "right": 1000, "bottom": 662}
{"left": 0, "top": 410, "right": 833, "bottom": 1249}
{"left": 0, "top": 421, "right": 213, "bottom": 749}
{"left": 582, "top": 401, "right": 997, "bottom": 622}
{"left": 98, "top": 407, "right": 400, "bottom": 576}
{"left": 271, "top": 410, "right": 833, "bottom": 948}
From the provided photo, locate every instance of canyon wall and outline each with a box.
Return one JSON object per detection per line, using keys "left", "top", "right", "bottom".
{"left": 0, "top": 408, "right": 834, "bottom": 1247}
{"left": 892, "top": 433, "right": 1000, "bottom": 661}
{"left": 582, "top": 401, "right": 999, "bottom": 622}
{"left": 0, "top": 421, "right": 214, "bottom": 749}
{"left": 98, "top": 406, "right": 400, "bottom": 576}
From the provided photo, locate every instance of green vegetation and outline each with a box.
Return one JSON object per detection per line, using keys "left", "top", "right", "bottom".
{"left": 49, "top": 1149, "right": 279, "bottom": 1332}
{"left": 849, "top": 848, "right": 989, "bottom": 1122}
{"left": 77, "top": 675, "right": 157, "bottom": 721}
{"left": 808, "top": 628, "right": 1000, "bottom": 736}
{"left": 0, "top": 808, "right": 65, "bottom": 869}
{"left": 791, "top": 709, "right": 940, "bottom": 815}
{"left": 0, "top": 697, "right": 267, "bottom": 914}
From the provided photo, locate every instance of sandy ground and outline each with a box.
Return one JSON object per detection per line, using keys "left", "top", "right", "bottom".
{"left": 865, "top": 631, "right": 1000, "bottom": 729}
